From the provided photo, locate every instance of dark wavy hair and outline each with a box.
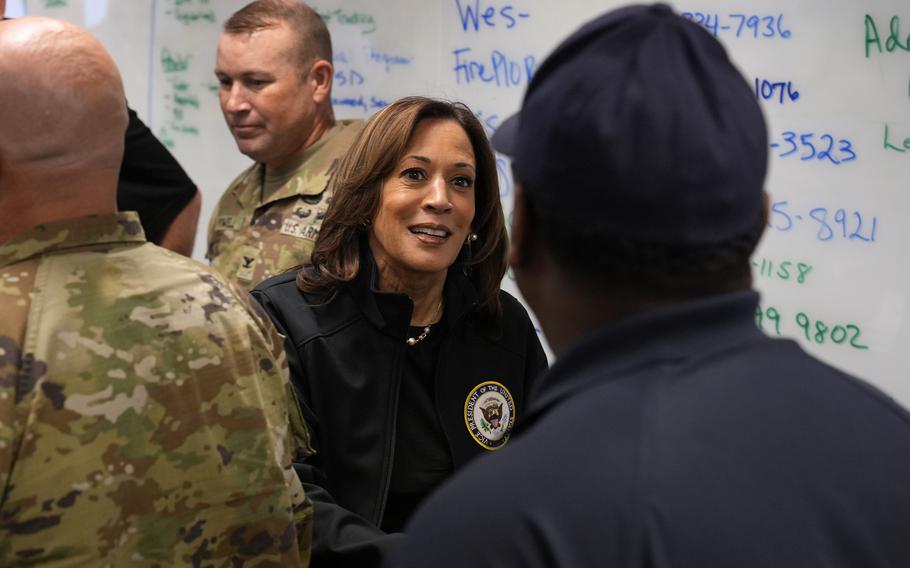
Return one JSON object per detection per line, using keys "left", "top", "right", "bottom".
{"left": 298, "top": 96, "right": 508, "bottom": 318}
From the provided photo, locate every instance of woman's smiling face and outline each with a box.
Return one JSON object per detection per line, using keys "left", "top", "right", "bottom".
{"left": 368, "top": 118, "right": 476, "bottom": 284}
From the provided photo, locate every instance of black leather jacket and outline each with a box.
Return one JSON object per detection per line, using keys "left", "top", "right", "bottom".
{"left": 252, "top": 256, "right": 547, "bottom": 567}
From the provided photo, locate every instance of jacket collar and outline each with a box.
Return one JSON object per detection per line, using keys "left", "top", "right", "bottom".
{"left": 0, "top": 212, "right": 146, "bottom": 268}
{"left": 528, "top": 290, "right": 764, "bottom": 420}
{"left": 347, "top": 241, "right": 479, "bottom": 340}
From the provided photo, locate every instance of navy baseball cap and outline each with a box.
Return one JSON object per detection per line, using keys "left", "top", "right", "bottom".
{"left": 492, "top": 4, "right": 768, "bottom": 245}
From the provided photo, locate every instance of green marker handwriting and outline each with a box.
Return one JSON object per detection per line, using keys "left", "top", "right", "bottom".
{"left": 865, "top": 15, "right": 910, "bottom": 57}
{"left": 756, "top": 305, "right": 869, "bottom": 350}
{"left": 751, "top": 258, "right": 812, "bottom": 284}
{"left": 166, "top": 0, "right": 215, "bottom": 25}
{"left": 883, "top": 123, "right": 910, "bottom": 153}
{"left": 161, "top": 49, "right": 191, "bottom": 73}
{"left": 316, "top": 8, "right": 377, "bottom": 34}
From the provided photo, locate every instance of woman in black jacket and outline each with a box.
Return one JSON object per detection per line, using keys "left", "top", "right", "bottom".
{"left": 252, "top": 96, "right": 547, "bottom": 566}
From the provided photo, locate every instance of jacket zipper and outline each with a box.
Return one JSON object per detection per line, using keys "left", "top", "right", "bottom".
{"left": 433, "top": 307, "right": 472, "bottom": 463}
{"left": 374, "top": 300, "right": 474, "bottom": 525}
{"left": 373, "top": 342, "right": 404, "bottom": 525}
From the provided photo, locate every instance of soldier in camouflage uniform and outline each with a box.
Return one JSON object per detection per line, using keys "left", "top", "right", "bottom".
{"left": 209, "top": 0, "right": 363, "bottom": 289}
{"left": 206, "top": 120, "right": 362, "bottom": 288}
{"left": 0, "top": 17, "right": 312, "bottom": 566}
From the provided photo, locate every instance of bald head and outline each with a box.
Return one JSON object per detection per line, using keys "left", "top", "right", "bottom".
{"left": 0, "top": 17, "right": 127, "bottom": 175}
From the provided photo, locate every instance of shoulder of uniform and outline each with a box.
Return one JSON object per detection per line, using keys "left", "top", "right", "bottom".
{"left": 496, "top": 290, "right": 533, "bottom": 323}
{"left": 152, "top": 246, "right": 238, "bottom": 289}
{"left": 339, "top": 118, "right": 366, "bottom": 130}
{"left": 498, "top": 289, "right": 523, "bottom": 310}
{"left": 211, "top": 163, "right": 263, "bottom": 217}
{"left": 326, "top": 119, "right": 365, "bottom": 147}
{"left": 473, "top": 289, "right": 539, "bottom": 356}
{"left": 224, "top": 163, "right": 262, "bottom": 194}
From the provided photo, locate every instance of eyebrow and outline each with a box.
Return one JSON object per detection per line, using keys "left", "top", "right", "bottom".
{"left": 403, "top": 155, "right": 476, "bottom": 171}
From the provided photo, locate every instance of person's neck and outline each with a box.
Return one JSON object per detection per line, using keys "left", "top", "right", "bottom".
{"left": 264, "top": 110, "right": 336, "bottom": 169}
{"left": 533, "top": 269, "right": 751, "bottom": 357}
{"left": 522, "top": 264, "right": 673, "bottom": 357}
{"left": 375, "top": 263, "right": 446, "bottom": 326}
{"left": 0, "top": 176, "right": 117, "bottom": 244}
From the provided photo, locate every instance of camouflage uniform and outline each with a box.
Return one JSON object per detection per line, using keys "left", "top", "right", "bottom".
{"left": 0, "top": 212, "right": 312, "bottom": 567}
{"left": 207, "top": 120, "right": 364, "bottom": 290}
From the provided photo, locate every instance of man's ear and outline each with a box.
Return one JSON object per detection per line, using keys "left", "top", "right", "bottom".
{"left": 509, "top": 183, "right": 535, "bottom": 271}
{"left": 762, "top": 190, "right": 770, "bottom": 226}
{"left": 308, "top": 59, "right": 333, "bottom": 104}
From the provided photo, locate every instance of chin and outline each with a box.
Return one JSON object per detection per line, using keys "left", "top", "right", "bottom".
{"left": 233, "top": 137, "right": 266, "bottom": 159}
{"left": 238, "top": 146, "right": 269, "bottom": 163}
{"left": 403, "top": 254, "right": 461, "bottom": 276}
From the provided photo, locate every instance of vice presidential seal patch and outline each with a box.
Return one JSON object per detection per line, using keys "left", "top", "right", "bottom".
{"left": 464, "top": 381, "right": 515, "bottom": 450}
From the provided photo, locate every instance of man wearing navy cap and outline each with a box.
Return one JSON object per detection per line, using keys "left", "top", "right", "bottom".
{"left": 388, "top": 5, "right": 910, "bottom": 567}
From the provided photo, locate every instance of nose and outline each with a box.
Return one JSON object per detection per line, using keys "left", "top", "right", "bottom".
{"left": 223, "top": 84, "right": 250, "bottom": 114}
{"left": 423, "top": 176, "right": 453, "bottom": 213}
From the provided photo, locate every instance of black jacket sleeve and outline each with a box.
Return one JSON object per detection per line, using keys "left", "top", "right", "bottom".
{"left": 117, "top": 107, "right": 198, "bottom": 245}
{"left": 251, "top": 286, "right": 401, "bottom": 568}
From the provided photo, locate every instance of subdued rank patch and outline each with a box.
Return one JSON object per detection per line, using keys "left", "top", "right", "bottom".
{"left": 235, "top": 245, "right": 260, "bottom": 283}
{"left": 464, "top": 381, "right": 515, "bottom": 450}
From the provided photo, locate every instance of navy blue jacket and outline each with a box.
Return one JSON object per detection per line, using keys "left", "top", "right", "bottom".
{"left": 390, "top": 290, "right": 910, "bottom": 568}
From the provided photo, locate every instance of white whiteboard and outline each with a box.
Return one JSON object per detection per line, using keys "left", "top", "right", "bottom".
{"left": 9, "top": 0, "right": 910, "bottom": 410}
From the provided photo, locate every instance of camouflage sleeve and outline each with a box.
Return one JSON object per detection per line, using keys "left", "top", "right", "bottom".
{"left": 231, "top": 281, "right": 314, "bottom": 459}
{"left": 226, "top": 278, "right": 316, "bottom": 562}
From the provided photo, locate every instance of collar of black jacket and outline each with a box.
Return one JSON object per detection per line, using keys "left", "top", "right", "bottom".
{"left": 528, "top": 290, "right": 765, "bottom": 420}
{"left": 347, "top": 240, "right": 480, "bottom": 341}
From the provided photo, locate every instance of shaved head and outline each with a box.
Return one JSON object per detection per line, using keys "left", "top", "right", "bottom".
{"left": 0, "top": 17, "right": 127, "bottom": 173}
{"left": 0, "top": 17, "right": 128, "bottom": 242}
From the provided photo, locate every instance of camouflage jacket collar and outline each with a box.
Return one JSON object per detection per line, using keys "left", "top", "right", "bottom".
{"left": 0, "top": 211, "right": 146, "bottom": 267}
{"left": 230, "top": 119, "right": 365, "bottom": 210}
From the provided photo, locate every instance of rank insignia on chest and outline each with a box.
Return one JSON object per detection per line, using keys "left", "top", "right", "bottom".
{"left": 464, "top": 381, "right": 515, "bottom": 450}
{"left": 235, "top": 245, "right": 259, "bottom": 282}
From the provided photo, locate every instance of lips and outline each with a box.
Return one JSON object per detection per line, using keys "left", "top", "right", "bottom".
{"left": 232, "top": 124, "right": 262, "bottom": 137}
{"left": 409, "top": 224, "right": 452, "bottom": 240}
